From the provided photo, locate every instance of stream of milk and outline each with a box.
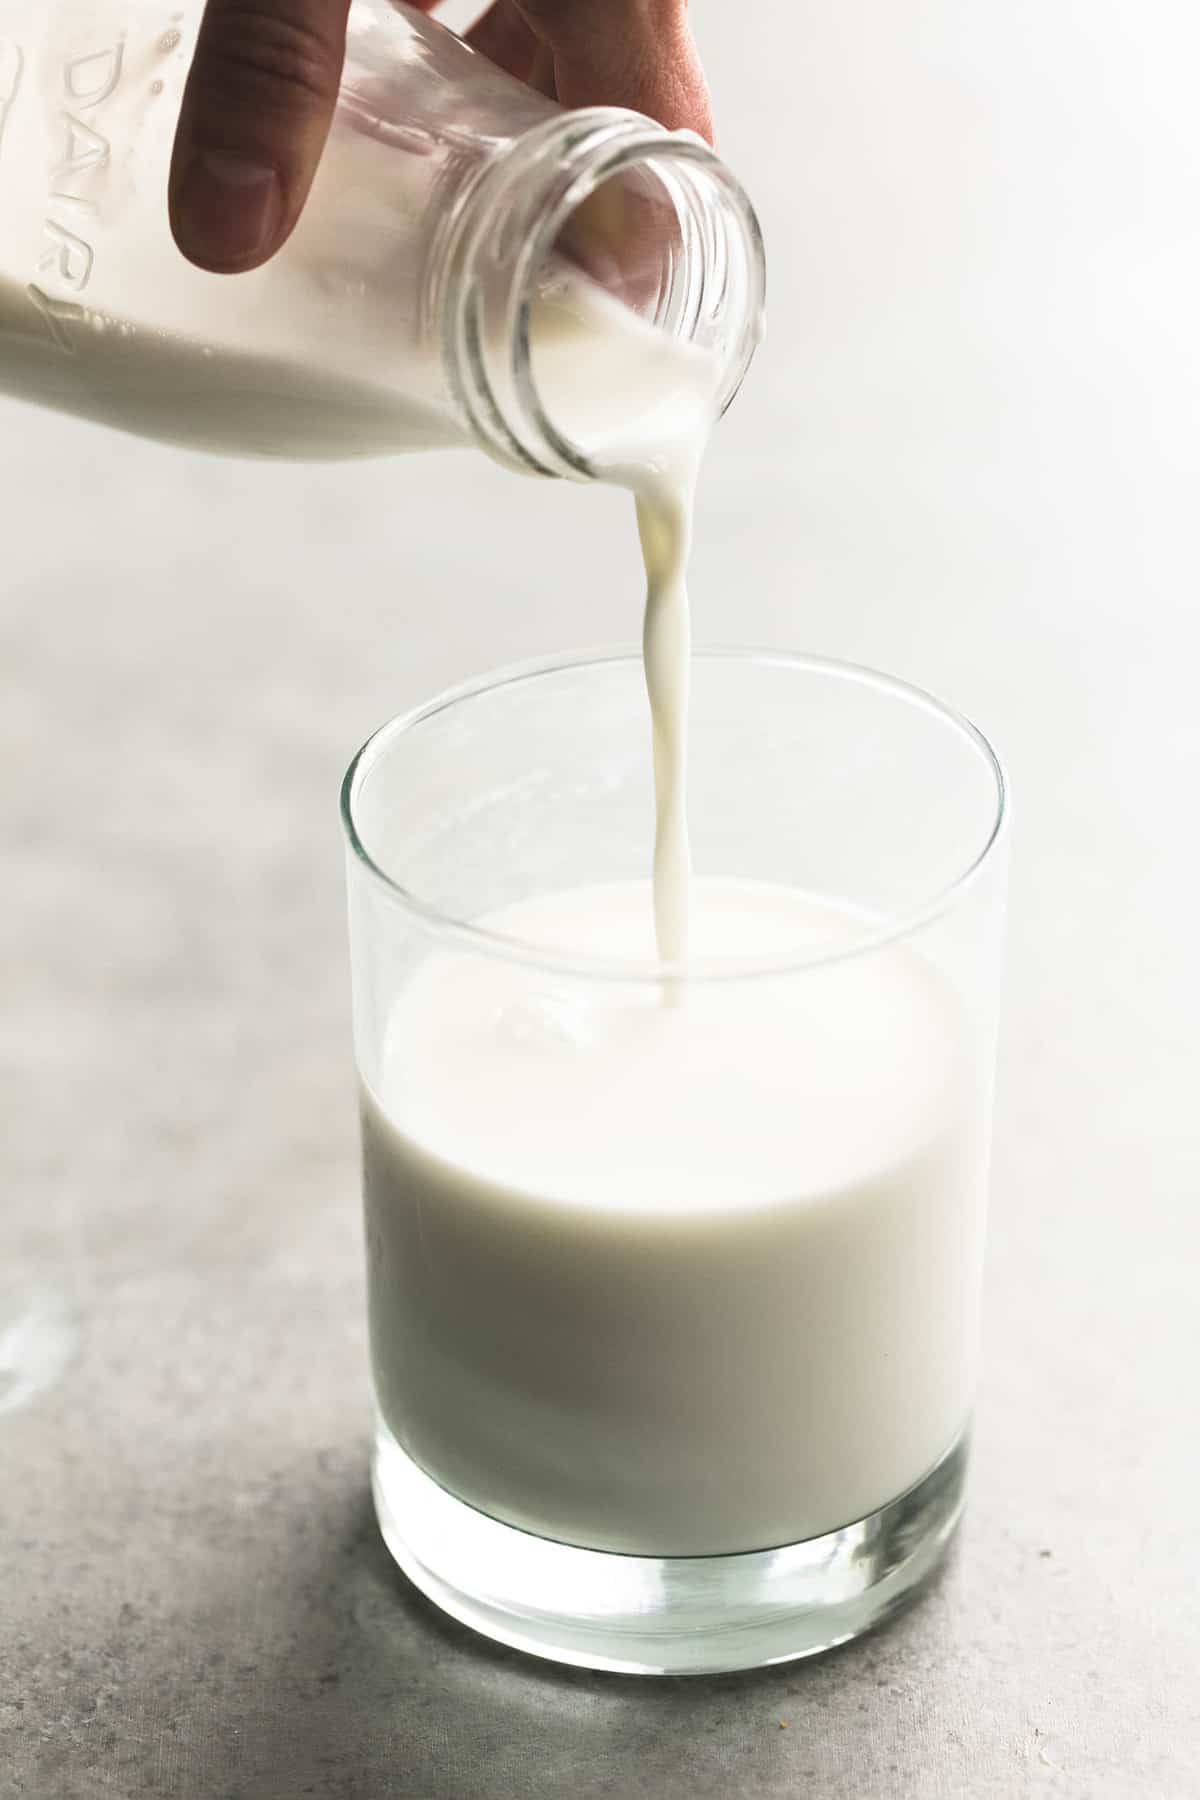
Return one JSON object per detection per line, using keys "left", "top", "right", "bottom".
{"left": 528, "top": 274, "right": 719, "bottom": 962}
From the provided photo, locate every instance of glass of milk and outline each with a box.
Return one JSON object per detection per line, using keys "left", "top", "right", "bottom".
{"left": 342, "top": 651, "right": 1008, "bottom": 1674}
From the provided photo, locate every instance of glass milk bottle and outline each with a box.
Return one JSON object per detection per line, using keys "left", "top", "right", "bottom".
{"left": 0, "top": 0, "right": 764, "bottom": 470}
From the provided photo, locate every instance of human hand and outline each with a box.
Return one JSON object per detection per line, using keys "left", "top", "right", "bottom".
{"left": 168, "top": 0, "right": 713, "bottom": 274}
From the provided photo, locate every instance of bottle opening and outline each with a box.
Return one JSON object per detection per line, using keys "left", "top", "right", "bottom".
{"left": 526, "top": 176, "right": 712, "bottom": 475}
{"left": 552, "top": 163, "right": 693, "bottom": 327}
{"left": 437, "top": 112, "right": 765, "bottom": 478}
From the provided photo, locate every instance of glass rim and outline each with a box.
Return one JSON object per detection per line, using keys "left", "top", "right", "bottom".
{"left": 339, "top": 646, "right": 1008, "bottom": 985}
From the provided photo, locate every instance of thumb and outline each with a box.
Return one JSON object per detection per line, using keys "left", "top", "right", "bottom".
{"left": 513, "top": 0, "right": 713, "bottom": 142}
{"left": 169, "top": 0, "right": 352, "bottom": 273}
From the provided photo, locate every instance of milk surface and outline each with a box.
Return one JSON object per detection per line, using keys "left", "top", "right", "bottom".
{"left": 363, "top": 880, "right": 983, "bottom": 1555}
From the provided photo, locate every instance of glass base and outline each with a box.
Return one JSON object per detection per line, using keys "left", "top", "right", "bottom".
{"left": 372, "top": 1420, "right": 968, "bottom": 1675}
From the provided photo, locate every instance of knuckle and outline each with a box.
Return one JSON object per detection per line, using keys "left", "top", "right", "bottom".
{"left": 191, "top": 0, "right": 340, "bottom": 112}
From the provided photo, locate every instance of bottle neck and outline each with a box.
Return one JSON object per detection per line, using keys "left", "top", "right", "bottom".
{"left": 429, "top": 109, "right": 765, "bottom": 479}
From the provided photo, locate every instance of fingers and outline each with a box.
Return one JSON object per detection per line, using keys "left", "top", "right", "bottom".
{"left": 464, "top": 0, "right": 539, "bottom": 83}
{"left": 512, "top": 0, "right": 713, "bottom": 141}
{"left": 169, "top": 0, "right": 712, "bottom": 274}
{"left": 169, "top": 0, "right": 355, "bottom": 272}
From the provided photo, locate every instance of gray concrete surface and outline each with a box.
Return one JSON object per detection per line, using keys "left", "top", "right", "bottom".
{"left": 4, "top": 3, "right": 1199, "bottom": 1795}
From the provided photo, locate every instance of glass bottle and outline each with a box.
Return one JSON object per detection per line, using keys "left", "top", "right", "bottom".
{"left": 0, "top": 0, "right": 764, "bottom": 470}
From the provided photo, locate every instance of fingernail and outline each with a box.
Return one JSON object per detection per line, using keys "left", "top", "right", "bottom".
{"left": 174, "top": 150, "right": 283, "bottom": 269}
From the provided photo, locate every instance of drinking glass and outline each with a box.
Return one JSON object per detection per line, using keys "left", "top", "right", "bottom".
{"left": 341, "top": 650, "right": 1008, "bottom": 1674}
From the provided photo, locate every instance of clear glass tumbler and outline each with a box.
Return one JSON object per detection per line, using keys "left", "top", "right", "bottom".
{"left": 341, "top": 650, "right": 1009, "bottom": 1674}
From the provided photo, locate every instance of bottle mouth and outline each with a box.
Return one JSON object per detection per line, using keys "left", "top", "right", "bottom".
{"left": 435, "top": 110, "right": 766, "bottom": 478}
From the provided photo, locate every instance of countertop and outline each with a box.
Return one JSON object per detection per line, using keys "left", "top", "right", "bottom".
{"left": 3, "top": 4, "right": 1198, "bottom": 1795}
